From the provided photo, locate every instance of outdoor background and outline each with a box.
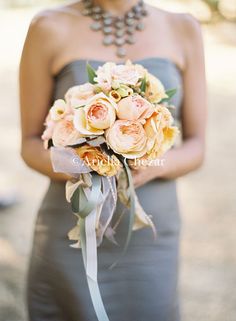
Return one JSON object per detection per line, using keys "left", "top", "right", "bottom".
{"left": 0, "top": 0, "right": 236, "bottom": 321}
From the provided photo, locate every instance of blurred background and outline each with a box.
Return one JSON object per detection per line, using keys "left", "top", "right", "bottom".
{"left": 0, "top": 0, "right": 236, "bottom": 321}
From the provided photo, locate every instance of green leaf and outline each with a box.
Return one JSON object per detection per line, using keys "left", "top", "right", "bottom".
{"left": 140, "top": 76, "right": 147, "bottom": 92}
{"left": 74, "top": 105, "right": 85, "bottom": 109}
{"left": 160, "top": 88, "right": 177, "bottom": 103}
{"left": 71, "top": 186, "right": 81, "bottom": 213}
{"left": 86, "top": 62, "right": 97, "bottom": 84}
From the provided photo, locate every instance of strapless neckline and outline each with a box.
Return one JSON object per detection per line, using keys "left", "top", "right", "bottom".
{"left": 54, "top": 56, "right": 183, "bottom": 79}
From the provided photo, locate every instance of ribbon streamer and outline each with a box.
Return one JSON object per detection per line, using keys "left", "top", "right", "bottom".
{"left": 79, "top": 174, "right": 110, "bottom": 321}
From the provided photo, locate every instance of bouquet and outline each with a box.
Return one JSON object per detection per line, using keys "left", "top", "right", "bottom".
{"left": 42, "top": 60, "right": 179, "bottom": 321}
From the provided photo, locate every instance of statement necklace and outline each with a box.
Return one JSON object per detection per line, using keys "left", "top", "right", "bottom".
{"left": 82, "top": 0, "right": 148, "bottom": 58}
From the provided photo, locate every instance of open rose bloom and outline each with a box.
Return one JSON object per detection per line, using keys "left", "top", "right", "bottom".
{"left": 41, "top": 60, "right": 179, "bottom": 320}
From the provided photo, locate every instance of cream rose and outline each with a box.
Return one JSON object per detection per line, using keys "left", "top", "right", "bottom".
{"left": 116, "top": 94, "right": 154, "bottom": 122}
{"left": 73, "top": 92, "right": 117, "bottom": 136}
{"left": 50, "top": 99, "right": 67, "bottom": 121}
{"left": 52, "top": 118, "right": 82, "bottom": 147}
{"left": 145, "top": 74, "right": 168, "bottom": 103}
{"left": 105, "top": 120, "right": 147, "bottom": 159}
{"left": 94, "top": 62, "right": 116, "bottom": 92}
{"left": 112, "top": 64, "right": 140, "bottom": 86}
{"left": 94, "top": 62, "right": 140, "bottom": 91}
{"left": 65, "top": 83, "right": 95, "bottom": 109}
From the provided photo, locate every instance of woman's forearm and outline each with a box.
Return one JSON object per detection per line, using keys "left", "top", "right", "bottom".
{"left": 159, "top": 137, "right": 205, "bottom": 180}
{"left": 21, "top": 137, "right": 70, "bottom": 181}
{"left": 132, "top": 137, "right": 205, "bottom": 188}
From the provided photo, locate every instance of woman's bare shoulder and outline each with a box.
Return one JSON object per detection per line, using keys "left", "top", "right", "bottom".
{"left": 150, "top": 6, "right": 201, "bottom": 39}
{"left": 29, "top": 2, "right": 82, "bottom": 37}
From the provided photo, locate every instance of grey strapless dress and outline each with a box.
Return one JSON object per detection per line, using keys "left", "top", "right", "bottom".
{"left": 27, "top": 58, "right": 183, "bottom": 321}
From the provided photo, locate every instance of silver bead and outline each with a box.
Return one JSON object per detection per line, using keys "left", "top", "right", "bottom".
{"left": 93, "top": 13, "right": 102, "bottom": 21}
{"left": 133, "top": 5, "right": 142, "bottom": 13}
{"left": 83, "top": 0, "right": 92, "bottom": 9}
{"left": 126, "top": 18, "right": 135, "bottom": 26}
{"left": 142, "top": 8, "right": 148, "bottom": 16}
{"left": 116, "top": 47, "right": 126, "bottom": 58}
{"left": 103, "top": 18, "right": 113, "bottom": 26}
{"left": 103, "top": 26, "right": 113, "bottom": 34}
{"left": 90, "top": 21, "right": 102, "bottom": 31}
{"left": 92, "top": 6, "right": 102, "bottom": 14}
{"left": 103, "top": 35, "right": 113, "bottom": 46}
{"left": 102, "top": 12, "right": 112, "bottom": 19}
{"left": 115, "top": 37, "right": 125, "bottom": 46}
{"left": 126, "top": 11, "right": 135, "bottom": 19}
{"left": 136, "top": 22, "right": 145, "bottom": 31}
{"left": 127, "top": 26, "right": 135, "bottom": 34}
{"left": 82, "top": 8, "right": 92, "bottom": 16}
{"left": 115, "top": 21, "right": 125, "bottom": 29}
{"left": 126, "top": 35, "right": 136, "bottom": 44}
{"left": 116, "top": 16, "right": 124, "bottom": 22}
{"left": 115, "top": 29, "right": 125, "bottom": 38}
{"left": 134, "top": 13, "right": 142, "bottom": 20}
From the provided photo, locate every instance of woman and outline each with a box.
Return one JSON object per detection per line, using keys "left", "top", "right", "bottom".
{"left": 20, "top": 0, "right": 207, "bottom": 320}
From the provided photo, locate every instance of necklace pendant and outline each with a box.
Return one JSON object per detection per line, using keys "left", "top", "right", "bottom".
{"left": 116, "top": 47, "right": 126, "bottom": 58}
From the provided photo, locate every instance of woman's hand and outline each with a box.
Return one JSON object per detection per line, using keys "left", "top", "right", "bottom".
{"left": 131, "top": 165, "right": 164, "bottom": 189}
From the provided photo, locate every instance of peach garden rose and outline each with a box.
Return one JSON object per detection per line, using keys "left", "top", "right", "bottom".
{"left": 73, "top": 92, "right": 117, "bottom": 136}
{"left": 116, "top": 94, "right": 154, "bottom": 122}
{"left": 52, "top": 117, "right": 82, "bottom": 147}
{"left": 75, "top": 144, "right": 121, "bottom": 177}
{"left": 105, "top": 120, "right": 147, "bottom": 159}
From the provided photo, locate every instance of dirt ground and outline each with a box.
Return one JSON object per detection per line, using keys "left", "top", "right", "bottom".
{"left": 0, "top": 4, "right": 236, "bottom": 321}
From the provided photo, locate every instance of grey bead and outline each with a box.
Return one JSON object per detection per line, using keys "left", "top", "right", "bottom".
{"left": 115, "top": 21, "right": 125, "bottom": 29}
{"left": 93, "top": 13, "right": 102, "bottom": 21}
{"left": 127, "top": 26, "right": 135, "bottom": 34}
{"left": 103, "top": 26, "right": 113, "bottom": 34}
{"left": 126, "top": 11, "right": 135, "bottom": 19}
{"left": 126, "top": 18, "right": 135, "bottom": 26}
{"left": 103, "top": 18, "right": 113, "bottom": 26}
{"left": 82, "top": 8, "right": 92, "bottom": 16}
{"left": 116, "top": 16, "right": 124, "bottom": 22}
{"left": 92, "top": 6, "right": 102, "bottom": 14}
{"left": 126, "top": 35, "right": 136, "bottom": 44}
{"left": 133, "top": 5, "right": 142, "bottom": 13}
{"left": 102, "top": 12, "right": 112, "bottom": 19}
{"left": 84, "top": 0, "right": 92, "bottom": 9}
{"left": 116, "top": 47, "right": 126, "bottom": 58}
{"left": 142, "top": 8, "right": 148, "bottom": 16}
{"left": 136, "top": 22, "right": 145, "bottom": 31}
{"left": 90, "top": 21, "right": 102, "bottom": 31}
{"left": 103, "top": 35, "right": 113, "bottom": 46}
{"left": 115, "top": 29, "right": 125, "bottom": 38}
{"left": 115, "top": 37, "right": 125, "bottom": 46}
{"left": 134, "top": 12, "right": 142, "bottom": 20}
